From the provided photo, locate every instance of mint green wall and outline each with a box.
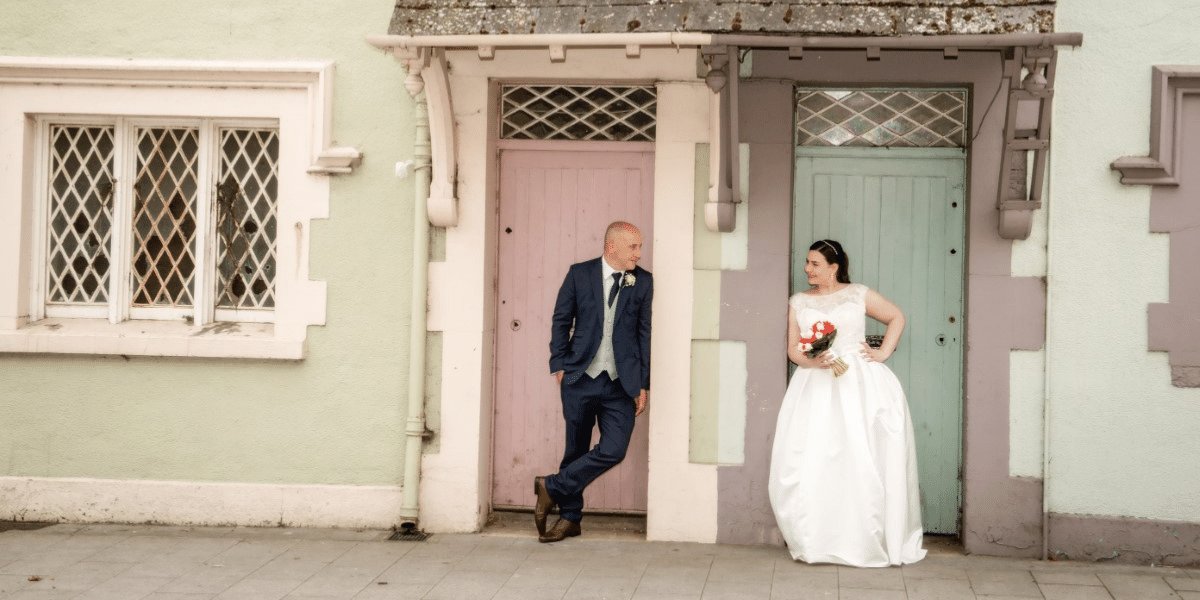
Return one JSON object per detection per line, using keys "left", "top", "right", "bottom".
{"left": 0, "top": 1, "right": 418, "bottom": 485}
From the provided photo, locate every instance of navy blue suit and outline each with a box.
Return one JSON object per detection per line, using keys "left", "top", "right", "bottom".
{"left": 546, "top": 257, "right": 652, "bottom": 523}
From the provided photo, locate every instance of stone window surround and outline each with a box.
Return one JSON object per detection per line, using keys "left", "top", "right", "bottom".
{"left": 0, "top": 57, "right": 359, "bottom": 360}
{"left": 1112, "top": 65, "right": 1200, "bottom": 387}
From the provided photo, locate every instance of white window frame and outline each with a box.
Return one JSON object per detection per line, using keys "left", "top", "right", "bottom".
{"left": 33, "top": 116, "right": 280, "bottom": 326}
{"left": 32, "top": 115, "right": 120, "bottom": 322}
{"left": 0, "top": 58, "right": 361, "bottom": 359}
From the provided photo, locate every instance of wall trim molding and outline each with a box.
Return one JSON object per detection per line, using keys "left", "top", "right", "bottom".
{"left": 0, "top": 56, "right": 361, "bottom": 175}
{"left": 1111, "top": 65, "right": 1200, "bottom": 387}
{"left": 1111, "top": 65, "right": 1200, "bottom": 186}
{"left": 0, "top": 476, "right": 402, "bottom": 529}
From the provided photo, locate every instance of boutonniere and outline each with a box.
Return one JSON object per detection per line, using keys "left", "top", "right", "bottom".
{"left": 622, "top": 273, "right": 636, "bottom": 287}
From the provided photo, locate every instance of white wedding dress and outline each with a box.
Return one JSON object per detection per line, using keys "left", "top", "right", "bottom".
{"left": 769, "top": 283, "right": 926, "bottom": 567}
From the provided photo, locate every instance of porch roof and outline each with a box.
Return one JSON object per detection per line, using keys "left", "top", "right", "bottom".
{"left": 388, "top": 1, "right": 1056, "bottom": 37}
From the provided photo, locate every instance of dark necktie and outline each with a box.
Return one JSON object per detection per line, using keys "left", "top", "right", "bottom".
{"left": 607, "top": 272, "right": 623, "bottom": 307}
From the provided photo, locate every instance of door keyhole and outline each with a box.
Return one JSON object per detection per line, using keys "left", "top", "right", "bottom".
{"left": 510, "top": 319, "right": 521, "bottom": 331}
{"left": 935, "top": 334, "right": 946, "bottom": 346}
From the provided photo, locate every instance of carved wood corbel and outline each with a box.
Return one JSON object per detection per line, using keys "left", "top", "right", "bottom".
{"left": 702, "top": 45, "right": 741, "bottom": 233}
{"left": 996, "top": 46, "right": 1057, "bottom": 240}
{"left": 397, "top": 47, "right": 459, "bottom": 227}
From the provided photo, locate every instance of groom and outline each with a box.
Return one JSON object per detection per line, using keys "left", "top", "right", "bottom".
{"left": 536, "top": 221, "right": 652, "bottom": 543}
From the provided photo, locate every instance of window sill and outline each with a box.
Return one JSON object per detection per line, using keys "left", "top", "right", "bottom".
{"left": 0, "top": 318, "right": 305, "bottom": 360}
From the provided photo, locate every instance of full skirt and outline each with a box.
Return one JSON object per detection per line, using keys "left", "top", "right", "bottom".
{"left": 768, "top": 353, "right": 926, "bottom": 567}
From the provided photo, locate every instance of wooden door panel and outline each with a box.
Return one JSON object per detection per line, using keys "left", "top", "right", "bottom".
{"left": 792, "top": 148, "right": 966, "bottom": 534}
{"left": 494, "top": 149, "right": 654, "bottom": 513}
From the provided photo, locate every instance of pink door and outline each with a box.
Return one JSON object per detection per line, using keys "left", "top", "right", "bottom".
{"left": 493, "top": 146, "right": 654, "bottom": 513}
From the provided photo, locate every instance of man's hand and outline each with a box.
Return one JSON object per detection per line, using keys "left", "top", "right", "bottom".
{"left": 554, "top": 371, "right": 564, "bottom": 385}
{"left": 635, "top": 389, "right": 648, "bottom": 416}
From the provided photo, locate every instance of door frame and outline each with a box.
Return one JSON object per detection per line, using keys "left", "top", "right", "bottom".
{"left": 790, "top": 144, "right": 968, "bottom": 533}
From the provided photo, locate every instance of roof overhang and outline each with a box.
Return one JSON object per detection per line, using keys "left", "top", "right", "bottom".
{"left": 368, "top": 31, "right": 1082, "bottom": 57}
{"left": 368, "top": 31, "right": 1082, "bottom": 237}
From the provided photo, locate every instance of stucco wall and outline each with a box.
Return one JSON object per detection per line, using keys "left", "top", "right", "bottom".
{"left": 1047, "top": 0, "right": 1200, "bottom": 521}
{"left": 0, "top": 1, "right": 416, "bottom": 512}
{"left": 1009, "top": 179, "right": 1049, "bottom": 479}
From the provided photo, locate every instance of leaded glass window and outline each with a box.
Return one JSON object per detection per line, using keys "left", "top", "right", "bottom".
{"left": 795, "top": 89, "right": 968, "bottom": 148}
{"left": 132, "top": 127, "right": 199, "bottom": 308}
{"left": 46, "top": 125, "right": 115, "bottom": 306}
{"left": 501, "top": 85, "right": 656, "bottom": 141}
{"left": 39, "top": 118, "right": 280, "bottom": 324}
{"left": 216, "top": 129, "right": 278, "bottom": 310}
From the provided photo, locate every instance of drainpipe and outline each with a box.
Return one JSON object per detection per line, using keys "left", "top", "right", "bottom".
{"left": 1040, "top": 148, "right": 1056, "bottom": 560}
{"left": 399, "top": 68, "right": 433, "bottom": 532}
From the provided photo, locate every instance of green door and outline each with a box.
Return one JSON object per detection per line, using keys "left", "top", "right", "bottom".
{"left": 791, "top": 147, "right": 965, "bottom": 534}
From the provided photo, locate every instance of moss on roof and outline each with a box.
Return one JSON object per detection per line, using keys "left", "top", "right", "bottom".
{"left": 389, "top": 1, "right": 1055, "bottom": 37}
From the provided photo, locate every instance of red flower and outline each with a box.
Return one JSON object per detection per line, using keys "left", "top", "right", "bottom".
{"left": 796, "top": 320, "right": 848, "bottom": 377}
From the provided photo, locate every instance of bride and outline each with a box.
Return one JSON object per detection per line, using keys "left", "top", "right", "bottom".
{"left": 769, "top": 239, "right": 926, "bottom": 567}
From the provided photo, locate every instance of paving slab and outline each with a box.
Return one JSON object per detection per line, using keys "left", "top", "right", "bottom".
{"left": 2, "top": 524, "right": 1200, "bottom": 600}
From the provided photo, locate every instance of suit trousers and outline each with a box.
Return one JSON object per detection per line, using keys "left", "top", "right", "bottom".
{"left": 545, "top": 372, "right": 636, "bottom": 523}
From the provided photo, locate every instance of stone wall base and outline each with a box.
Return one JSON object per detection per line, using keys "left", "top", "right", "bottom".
{"left": 1049, "top": 512, "right": 1200, "bottom": 567}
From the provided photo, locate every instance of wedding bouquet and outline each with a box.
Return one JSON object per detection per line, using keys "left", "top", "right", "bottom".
{"left": 798, "top": 320, "right": 849, "bottom": 377}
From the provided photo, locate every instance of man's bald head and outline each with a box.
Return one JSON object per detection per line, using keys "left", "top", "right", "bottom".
{"left": 605, "top": 221, "right": 640, "bottom": 245}
{"left": 603, "top": 221, "right": 643, "bottom": 272}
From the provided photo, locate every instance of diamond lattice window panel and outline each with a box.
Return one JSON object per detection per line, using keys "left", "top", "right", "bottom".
{"left": 215, "top": 128, "right": 279, "bottom": 310}
{"left": 46, "top": 125, "right": 115, "bottom": 305}
{"left": 501, "top": 85, "right": 656, "bottom": 141}
{"left": 795, "top": 89, "right": 967, "bottom": 148}
{"left": 131, "top": 127, "right": 199, "bottom": 308}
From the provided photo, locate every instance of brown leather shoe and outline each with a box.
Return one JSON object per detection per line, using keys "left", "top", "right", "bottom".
{"left": 533, "top": 476, "right": 557, "bottom": 537}
{"left": 538, "top": 518, "right": 581, "bottom": 543}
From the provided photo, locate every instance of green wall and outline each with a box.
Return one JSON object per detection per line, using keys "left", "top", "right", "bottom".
{"left": 0, "top": 1, "right": 418, "bottom": 486}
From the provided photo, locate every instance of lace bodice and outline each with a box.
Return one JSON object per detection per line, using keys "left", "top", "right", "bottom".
{"left": 789, "top": 283, "right": 868, "bottom": 354}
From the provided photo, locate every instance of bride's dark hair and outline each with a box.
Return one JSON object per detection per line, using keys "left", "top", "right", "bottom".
{"left": 809, "top": 239, "right": 851, "bottom": 284}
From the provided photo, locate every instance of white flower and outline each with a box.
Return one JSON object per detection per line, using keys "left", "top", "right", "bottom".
{"left": 814, "top": 332, "right": 823, "bottom": 340}
{"left": 623, "top": 273, "right": 636, "bottom": 287}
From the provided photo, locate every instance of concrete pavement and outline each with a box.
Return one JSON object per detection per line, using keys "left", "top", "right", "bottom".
{"left": 1, "top": 521, "right": 1198, "bottom": 599}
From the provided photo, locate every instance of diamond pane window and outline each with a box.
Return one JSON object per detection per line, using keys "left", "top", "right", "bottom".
{"left": 46, "top": 125, "right": 115, "bottom": 305}
{"left": 795, "top": 89, "right": 968, "bottom": 148}
{"left": 216, "top": 128, "right": 279, "bottom": 310}
{"left": 132, "top": 127, "right": 199, "bottom": 308}
{"left": 38, "top": 117, "right": 281, "bottom": 325}
{"left": 501, "top": 85, "right": 656, "bottom": 141}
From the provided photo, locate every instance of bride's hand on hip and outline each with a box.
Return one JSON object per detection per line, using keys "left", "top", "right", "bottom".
{"left": 860, "top": 342, "right": 891, "bottom": 363}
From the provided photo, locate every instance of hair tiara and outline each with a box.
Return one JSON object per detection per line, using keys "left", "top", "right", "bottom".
{"left": 819, "top": 240, "right": 839, "bottom": 257}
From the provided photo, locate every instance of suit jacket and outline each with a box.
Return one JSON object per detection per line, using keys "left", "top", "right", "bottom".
{"left": 548, "top": 257, "right": 652, "bottom": 399}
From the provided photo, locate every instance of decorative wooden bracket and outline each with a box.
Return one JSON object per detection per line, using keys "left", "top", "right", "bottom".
{"left": 702, "top": 45, "right": 741, "bottom": 233}
{"left": 996, "top": 46, "right": 1057, "bottom": 240}
{"left": 395, "top": 47, "right": 459, "bottom": 227}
